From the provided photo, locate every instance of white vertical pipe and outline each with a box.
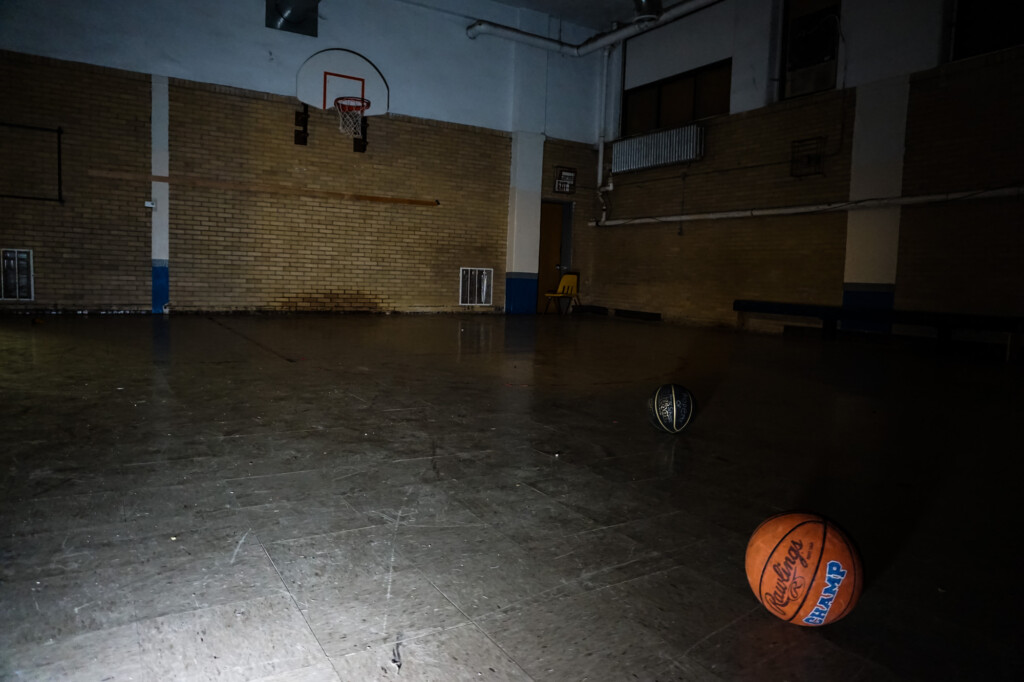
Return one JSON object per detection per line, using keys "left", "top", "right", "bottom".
{"left": 597, "top": 46, "right": 610, "bottom": 189}
{"left": 844, "top": 76, "right": 910, "bottom": 287}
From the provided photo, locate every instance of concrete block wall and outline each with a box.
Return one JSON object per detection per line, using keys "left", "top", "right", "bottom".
{"left": 1, "top": 51, "right": 511, "bottom": 314}
{"left": 0, "top": 51, "right": 152, "bottom": 311}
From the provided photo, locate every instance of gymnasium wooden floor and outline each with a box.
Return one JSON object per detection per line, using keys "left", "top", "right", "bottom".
{"left": 1, "top": 314, "right": 1021, "bottom": 681}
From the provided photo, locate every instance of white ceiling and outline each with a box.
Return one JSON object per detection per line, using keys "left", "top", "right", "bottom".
{"left": 486, "top": 0, "right": 655, "bottom": 31}
{"left": 389, "top": 1, "right": 670, "bottom": 32}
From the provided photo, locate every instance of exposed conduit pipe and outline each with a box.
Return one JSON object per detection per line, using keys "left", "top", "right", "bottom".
{"left": 597, "top": 46, "right": 611, "bottom": 190}
{"left": 590, "top": 186, "right": 1024, "bottom": 226}
{"left": 466, "top": 0, "right": 724, "bottom": 57}
{"left": 596, "top": 46, "right": 613, "bottom": 222}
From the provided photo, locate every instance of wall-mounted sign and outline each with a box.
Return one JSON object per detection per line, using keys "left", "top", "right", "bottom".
{"left": 554, "top": 167, "right": 577, "bottom": 194}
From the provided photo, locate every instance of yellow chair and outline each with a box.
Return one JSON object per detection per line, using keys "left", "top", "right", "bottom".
{"left": 544, "top": 272, "right": 580, "bottom": 314}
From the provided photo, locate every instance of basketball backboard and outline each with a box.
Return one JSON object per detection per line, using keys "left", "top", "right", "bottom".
{"left": 296, "top": 48, "right": 389, "bottom": 115}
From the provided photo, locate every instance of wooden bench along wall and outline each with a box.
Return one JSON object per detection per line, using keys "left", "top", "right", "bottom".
{"left": 733, "top": 299, "right": 1024, "bottom": 360}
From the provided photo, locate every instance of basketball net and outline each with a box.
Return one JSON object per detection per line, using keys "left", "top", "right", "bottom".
{"left": 334, "top": 97, "right": 370, "bottom": 139}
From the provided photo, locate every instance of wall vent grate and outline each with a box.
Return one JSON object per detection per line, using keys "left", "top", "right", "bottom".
{"left": 460, "top": 267, "right": 493, "bottom": 306}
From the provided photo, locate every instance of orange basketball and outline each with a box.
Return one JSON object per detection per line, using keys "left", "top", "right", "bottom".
{"left": 745, "top": 512, "right": 863, "bottom": 626}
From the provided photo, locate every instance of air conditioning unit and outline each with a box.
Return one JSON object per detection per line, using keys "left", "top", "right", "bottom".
{"left": 611, "top": 124, "right": 704, "bottom": 174}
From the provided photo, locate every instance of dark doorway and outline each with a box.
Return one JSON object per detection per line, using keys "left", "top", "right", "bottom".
{"left": 536, "top": 201, "right": 573, "bottom": 313}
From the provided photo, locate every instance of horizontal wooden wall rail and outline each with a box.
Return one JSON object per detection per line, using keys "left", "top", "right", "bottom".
{"left": 87, "top": 169, "right": 441, "bottom": 207}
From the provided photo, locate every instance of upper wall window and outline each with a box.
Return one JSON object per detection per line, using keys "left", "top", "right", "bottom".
{"left": 952, "top": 0, "right": 1024, "bottom": 61}
{"left": 622, "top": 59, "right": 731, "bottom": 138}
{"left": 781, "top": 0, "right": 841, "bottom": 99}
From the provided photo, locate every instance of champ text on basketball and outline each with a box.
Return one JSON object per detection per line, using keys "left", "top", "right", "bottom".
{"left": 802, "top": 561, "right": 849, "bottom": 625}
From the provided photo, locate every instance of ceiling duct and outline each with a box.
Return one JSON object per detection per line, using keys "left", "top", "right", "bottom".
{"left": 266, "top": 0, "right": 321, "bottom": 37}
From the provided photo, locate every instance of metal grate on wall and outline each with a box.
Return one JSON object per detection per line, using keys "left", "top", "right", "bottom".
{"left": 611, "top": 124, "right": 704, "bottom": 173}
{"left": 459, "top": 267, "right": 493, "bottom": 306}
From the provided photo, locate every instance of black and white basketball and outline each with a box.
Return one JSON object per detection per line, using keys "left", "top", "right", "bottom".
{"left": 647, "top": 384, "right": 695, "bottom": 433}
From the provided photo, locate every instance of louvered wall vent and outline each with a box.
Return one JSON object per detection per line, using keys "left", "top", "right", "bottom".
{"left": 611, "top": 124, "right": 704, "bottom": 173}
{"left": 460, "top": 267, "right": 493, "bottom": 306}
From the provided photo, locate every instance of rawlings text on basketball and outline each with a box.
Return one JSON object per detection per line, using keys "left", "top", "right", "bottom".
{"left": 802, "top": 561, "right": 848, "bottom": 625}
{"left": 763, "top": 539, "right": 809, "bottom": 615}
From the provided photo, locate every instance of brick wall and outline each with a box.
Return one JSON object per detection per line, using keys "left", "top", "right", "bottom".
{"left": 903, "top": 46, "right": 1024, "bottom": 196}
{"left": 8, "top": 46, "right": 1020, "bottom": 322}
{"left": 898, "top": 200, "right": 1024, "bottom": 315}
{"left": 608, "top": 89, "right": 855, "bottom": 219}
{"left": 578, "top": 214, "right": 847, "bottom": 324}
{"left": 897, "top": 46, "right": 1024, "bottom": 316}
{"left": 1, "top": 51, "right": 151, "bottom": 311}
{"left": 167, "top": 81, "right": 510, "bottom": 313}
{"left": 573, "top": 89, "right": 855, "bottom": 324}
{"left": 1, "top": 51, "right": 511, "bottom": 314}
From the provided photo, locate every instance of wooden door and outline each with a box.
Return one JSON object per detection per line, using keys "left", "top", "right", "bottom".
{"left": 537, "top": 202, "right": 565, "bottom": 313}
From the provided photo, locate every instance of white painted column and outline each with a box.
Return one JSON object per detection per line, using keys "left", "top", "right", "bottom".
{"left": 503, "top": 13, "right": 548, "bottom": 314}
{"left": 151, "top": 74, "right": 170, "bottom": 314}
{"left": 505, "top": 132, "right": 545, "bottom": 313}
{"left": 843, "top": 75, "right": 909, "bottom": 314}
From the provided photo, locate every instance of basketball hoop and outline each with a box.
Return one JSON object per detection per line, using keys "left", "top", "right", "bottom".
{"left": 334, "top": 96, "right": 370, "bottom": 139}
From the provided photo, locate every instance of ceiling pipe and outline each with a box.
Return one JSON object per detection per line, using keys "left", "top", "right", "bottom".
{"left": 467, "top": 23, "right": 580, "bottom": 57}
{"left": 466, "top": 0, "right": 723, "bottom": 57}
{"left": 597, "top": 46, "right": 612, "bottom": 191}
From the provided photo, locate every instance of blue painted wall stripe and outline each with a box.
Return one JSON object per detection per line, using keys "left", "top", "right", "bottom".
{"left": 505, "top": 272, "right": 538, "bottom": 315}
{"left": 842, "top": 282, "right": 894, "bottom": 333}
{"left": 152, "top": 261, "right": 169, "bottom": 314}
